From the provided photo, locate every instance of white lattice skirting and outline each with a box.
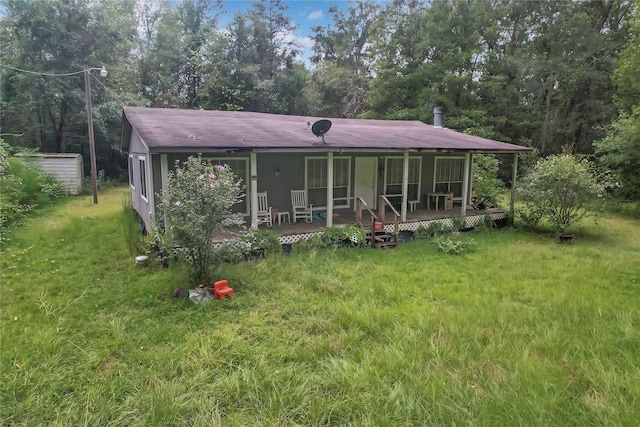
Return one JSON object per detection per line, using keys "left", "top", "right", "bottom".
{"left": 278, "top": 212, "right": 507, "bottom": 244}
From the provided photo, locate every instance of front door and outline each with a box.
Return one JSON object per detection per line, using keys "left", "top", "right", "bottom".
{"left": 354, "top": 157, "right": 377, "bottom": 210}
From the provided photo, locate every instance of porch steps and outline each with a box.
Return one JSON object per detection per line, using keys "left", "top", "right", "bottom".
{"left": 365, "top": 229, "right": 397, "bottom": 249}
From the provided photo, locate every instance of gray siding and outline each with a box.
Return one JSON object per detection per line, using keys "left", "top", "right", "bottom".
{"left": 135, "top": 150, "right": 473, "bottom": 229}
{"left": 127, "top": 130, "right": 153, "bottom": 231}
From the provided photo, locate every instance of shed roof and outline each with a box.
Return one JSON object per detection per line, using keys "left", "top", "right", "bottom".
{"left": 16, "top": 153, "right": 82, "bottom": 158}
{"left": 122, "top": 106, "right": 531, "bottom": 154}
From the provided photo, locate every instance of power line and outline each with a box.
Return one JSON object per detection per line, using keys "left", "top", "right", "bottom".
{"left": 0, "top": 63, "right": 127, "bottom": 105}
{"left": 89, "top": 73, "right": 127, "bottom": 106}
{"left": 0, "top": 63, "right": 104, "bottom": 77}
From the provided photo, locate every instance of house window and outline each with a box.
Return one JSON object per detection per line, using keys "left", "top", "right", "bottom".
{"left": 384, "top": 157, "right": 422, "bottom": 202}
{"left": 128, "top": 155, "right": 135, "bottom": 190}
{"left": 305, "top": 157, "right": 351, "bottom": 209}
{"left": 434, "top": 157, "right": 465, "bottom": 197}
{"left": 139, "top": 157, "right": 148, "bottom": 201}
{"left": 206, "top": 157, "right": 248, "bottom": 214}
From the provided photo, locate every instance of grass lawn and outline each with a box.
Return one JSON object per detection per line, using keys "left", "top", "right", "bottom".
{"left": 1, "top": 186, "right": 639, "bottom": 425}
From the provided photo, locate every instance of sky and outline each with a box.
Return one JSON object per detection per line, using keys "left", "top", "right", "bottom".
{"left": 217, "top": 1, "right": 352, "bottom": 64}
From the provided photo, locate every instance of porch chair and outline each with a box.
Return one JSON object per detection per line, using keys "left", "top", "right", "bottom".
{"left": 256, "top": 191, "right": 272, "bottom": 227}
{"left": 291, "top": 190, "right": 313, "bottom": 223}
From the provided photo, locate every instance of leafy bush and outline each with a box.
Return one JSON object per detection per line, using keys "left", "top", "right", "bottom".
{"left": 289, "top": 225, "right": 367, "bottom": 252}
{"left": 517, "top": 154, "right": 608, "bottom": 233}
{"left": 216, "top": 228, "right": 281, "bottom": 264}
{"left": 0, "top": 141, "right": 65, "bottom": 232}
{"left": 413, "top": 222, "right": 455, "bottom": 240}
{"left": 516, "top": 206, "right": 544, "bottom": 228}
{"left": 451, "top": 215, "right": 467, "bottom": 231}
{"left": 317, "top": 225, "right": 367, "bottom": 249}
{"left": 157, "top": 156, "right": 245, "bottom": 284}
{"left": 594, "top": 107, "right": 640, "bottom": 200}
{"left": 472, "top": 154, "right": 504, "bottom": 206}
{"left": 474, "top": 213, "right": 496, "bottom": 232}
{"left": 434, "top": 233, "right": 477, "bottom": 255}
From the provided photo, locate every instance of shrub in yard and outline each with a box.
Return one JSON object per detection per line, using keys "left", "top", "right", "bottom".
{"left": 517, "top": 154, "right": 608, "bottom": 234}
{"left": 157, "top": 156, "right": 244, "bottom": 284}
{"left": 472, "top": 154, "right": 504, "bottom": 206}
{"left": 241, "top": 227, "right": 282, "bottom": 259}
{"left": 474, "top": 213, "right": 496, "bottom": 232}
{"left": 216, "top": 227, "right": 281, "bottom": 263}
{"left": 451, "top": 215, "right": 467, "bottom": 231}
{"left": 434, "top": 233, "right": 477, "bottom": 255}
{"left": 318, "top": 225, "right": 367, "bottom": 248}
{"left": 595, "top": 108, "right": 640, "bottom": 200}
{"left": 0, "top": 141, "right": 64, "bottom": 232}
{"left": 413, "top": 222, "right": 455, "bottom": 240}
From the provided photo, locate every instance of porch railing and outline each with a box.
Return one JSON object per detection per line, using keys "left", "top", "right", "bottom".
{"left": 355, "top": 197, "right": 380, "bottom": 248}
{"left": 378, "top": 195, "right": 400, "bottom": 246}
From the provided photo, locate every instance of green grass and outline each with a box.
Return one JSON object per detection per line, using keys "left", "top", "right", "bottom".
{"left": 1, "top": 186, "right": 639, "bottom": 425}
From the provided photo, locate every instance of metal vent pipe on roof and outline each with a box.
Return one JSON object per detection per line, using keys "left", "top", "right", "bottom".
{"left": 433, "top": 106, "right": 443, "bottom": 129}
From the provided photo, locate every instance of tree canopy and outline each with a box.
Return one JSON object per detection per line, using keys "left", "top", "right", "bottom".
{"left": 1, "top": 0, "right": 637, "bottom": 192}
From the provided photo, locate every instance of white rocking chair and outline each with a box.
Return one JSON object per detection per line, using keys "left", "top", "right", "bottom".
{"left": 291, "top": 190, "right": 313, "bottom": 223}
{"left": 256, "top": 191, "right": 272, "bottom": 227}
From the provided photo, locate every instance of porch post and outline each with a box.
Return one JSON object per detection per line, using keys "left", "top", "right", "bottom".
{"left": 250, "top": 152, "right": 258, "bottom": 226}
{"left": 510, "top": 153, "right": 519, "bottom": 217}
{"left": 160, "top": 154, "right": 169, "bottom": 228}
{"left": 401, "top": 151, "right": 409, "bottom": 222}
{"left": 460, "top": 153, "right": 471, "bottom": 216}
{"left": 468, "top": 154, "right": 474, "bottom": 204}
{"left": 326, "top": 151, "right": 334, "bottom": 227}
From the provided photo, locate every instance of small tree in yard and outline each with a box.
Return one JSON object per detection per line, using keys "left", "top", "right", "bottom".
{"left": 518, "top": 154, "right": 607, "bottom": 234}
{"left": 472, "top": 154, "right": 504, "bottom": 207}
{"left": 158, "top": 156, "right": 244, "bottom": 284}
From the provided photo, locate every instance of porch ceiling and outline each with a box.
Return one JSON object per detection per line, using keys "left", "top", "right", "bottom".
{"left": 123, "top": 107, "right": 532, "bottom": 154}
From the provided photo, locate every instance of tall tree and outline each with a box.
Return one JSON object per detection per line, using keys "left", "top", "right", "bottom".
{"left": 310, "top": 0, "right": 381, "bottom": 117}
{"left": 201, "top": 0, "right": 306, "bottom": 114}
{"left": 137, "top": 0, "right": 222, "bottom": 109}
{"left": 0, "top": 0, "right": 137, "bottom": 176}
{"left": 595, "top": 2, "right": 640, "bottom": 200}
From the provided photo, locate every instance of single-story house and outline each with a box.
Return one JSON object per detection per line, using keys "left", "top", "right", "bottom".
{"left": 121, "top": 106, "right": 532, "bottom": 242}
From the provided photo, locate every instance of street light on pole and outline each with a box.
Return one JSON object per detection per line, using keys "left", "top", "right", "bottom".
{"left": 83, "top": 65, "right": 107, "bottom": 204}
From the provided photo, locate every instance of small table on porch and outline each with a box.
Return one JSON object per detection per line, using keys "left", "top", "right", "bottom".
{"left": 277, "top": 211, "right": 291, "bottom": 225}
{"left": 426, "top": 193, "right": 449, "bottom": 211}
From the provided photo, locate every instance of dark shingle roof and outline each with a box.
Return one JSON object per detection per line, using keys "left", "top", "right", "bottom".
{"left": 122, "top": 106, "right": 531, "bottom": 153}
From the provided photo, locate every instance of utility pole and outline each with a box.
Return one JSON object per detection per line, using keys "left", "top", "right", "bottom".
{"left": 84, "top": 65, "right": 99, "bottom": 204}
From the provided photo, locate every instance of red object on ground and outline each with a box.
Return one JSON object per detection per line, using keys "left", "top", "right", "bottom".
{"left": 212, "top": 280, "right": 233, "bottom": 300}
{"left": 374, "top": 221, "right": 383, "bottom": 231}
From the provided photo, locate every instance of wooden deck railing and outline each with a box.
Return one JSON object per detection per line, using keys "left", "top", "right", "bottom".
{"left": 355, "top": 197, "right": 380, "bottom": 248}
{"left": 378, "top": 195, "right": 400, "bottom": 246}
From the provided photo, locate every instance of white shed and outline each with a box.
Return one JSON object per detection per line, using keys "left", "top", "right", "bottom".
{"left": 17, "top": 153, "right": 84, "bottom": 195}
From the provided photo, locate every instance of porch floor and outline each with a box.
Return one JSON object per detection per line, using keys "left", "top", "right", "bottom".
{"left": 216, "top": 206, "right": 504, "bottom": 242}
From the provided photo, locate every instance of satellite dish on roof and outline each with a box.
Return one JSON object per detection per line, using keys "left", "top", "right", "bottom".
{"left": 311, "top": 119, "right": 332, "bottom": 144}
